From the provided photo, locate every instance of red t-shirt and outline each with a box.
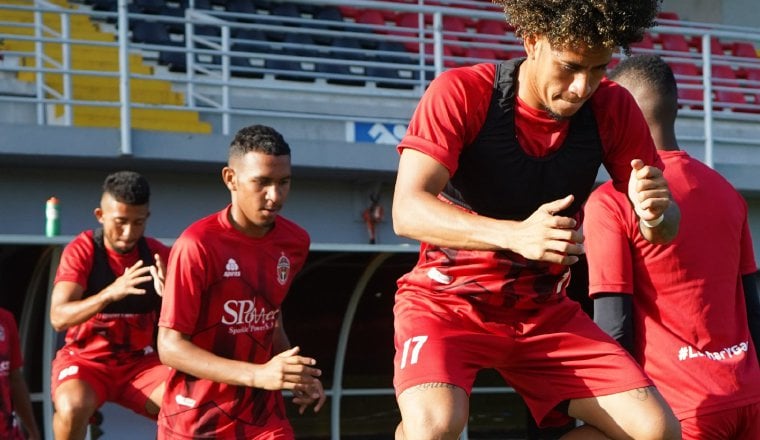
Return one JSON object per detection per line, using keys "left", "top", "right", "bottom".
{"left": 158, "top": 205, "right": 309, "bottom": 439}
{"left": 396, "top": 63, "right": 661, "bottom": 308}
{"left": 0, "top": 309, "right": 23, "bottom": 439}
{"left": 54, "top": 230, "right": 171, "bottom": 360}
{"left": 585, "top": 150, "right": 760, "bottom": 419}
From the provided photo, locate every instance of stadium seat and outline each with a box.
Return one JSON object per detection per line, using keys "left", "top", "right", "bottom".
{"left": 711, "top": 65, "right": 747, "bottom": 110}
{"left": 669, "top": 61, "right": 703, "bottom": 108}
{"left": 355, "top": 10, "right": 388, "bottom": 34}
{"left": 692, "top": 36, "right": 724, "bottom": 55}
{"left": 657, "top": 11, "right": 681, "bottom": 22}
{"left": 131, "top": 21, "right": 173, "bottom": 45}
{"left": 660, "top": 33, "right": 691, "bottom": 53}
{"left": 366, "top": 41, "right": 418, "bottom": 89}
{"left": 230, "top": 29, "right": 269, "bottom": 78}
{"left": 731, "top": 42, "right": 758, "bottom": 59}
{"left": 226, "top": 0, "right": 256, "bottom": 15}
{"left": 265, "top": 2, "right": 301, "bottom": 42}
{"left": 317, "top": 38, "right": 366, "bottom": 86}
{"left": 337, "top": 5, "right": 361, "bottom": 20}
{"left": 312, "top": 6, "right": 345, "bottom": 45}
{"left": 630, "top": 32, "right": 655, "bottom": 51}
{"left": 392, "top": 13, "right": 429, "bottom": 52}
{"left": 134, "top": 0, "right": 166, "bottom": 14}
{"left": 464, "top": 47, "right": 498, "bottom": 64}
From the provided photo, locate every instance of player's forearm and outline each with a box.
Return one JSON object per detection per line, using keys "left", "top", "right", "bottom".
{"left": 593, "top": 294, "right": 634, "bottom": 354}
{"left": 639, "top": 201, "right": 680, "bottom": 245}
{"left": 10, "top": 369, "right": 40, "bottom": 439}
{"left": 393, "top": 191, "right": 517, "bottom": 250}
{"left": 50, "top": 287, "right": 116, "bottom": 331}
{"left": 157, "top": 327, "right": 258, "bottom": 387}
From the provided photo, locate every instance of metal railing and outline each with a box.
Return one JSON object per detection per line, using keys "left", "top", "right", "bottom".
{"left": 2, "top": 1, "right": 760, "bottom": 165}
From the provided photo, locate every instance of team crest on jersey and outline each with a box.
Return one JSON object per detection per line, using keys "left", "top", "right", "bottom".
{"left": 277, "top": 253, "right": 290, "bottom": 285}
{"left": 224, "top": 258, "right": 241, "bottom": 278}
{"left": 0, "top": 324, "right": 5, "bottom": 342}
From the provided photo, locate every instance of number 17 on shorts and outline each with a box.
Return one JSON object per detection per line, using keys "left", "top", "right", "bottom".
{"left": 399, "top": 335, "right": 428, "bottom": 369}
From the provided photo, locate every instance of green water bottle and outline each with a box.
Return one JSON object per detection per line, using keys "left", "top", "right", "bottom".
{"left": 45, "top": 196, "right": 60, "bottom": 237}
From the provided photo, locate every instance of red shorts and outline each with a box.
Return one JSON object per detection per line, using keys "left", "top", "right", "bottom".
{"left": 157, "top": 418, "right": 294, "bottom": 439}
{"left": 393, "top": 288, "right": 653, "bottom": 427}
{"left": 51, "top": 348, "right": 169, "bottom": 418}
{"left": 680, "top": 401, "right": 760, "bottom": 440}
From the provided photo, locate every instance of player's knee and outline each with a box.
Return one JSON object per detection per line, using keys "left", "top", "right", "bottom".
{"left": 53, "top": 391, "right": 96, "bottom": 423}
{"left": 398, "top": 410, "right": 466, "bottom": 440}
{"left": 629, "top": 410, "right": 682, "bottom": 440}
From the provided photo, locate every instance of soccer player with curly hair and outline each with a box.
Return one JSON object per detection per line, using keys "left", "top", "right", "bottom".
{"left": 391, "top": 1, "right": 682, "bottom": 438}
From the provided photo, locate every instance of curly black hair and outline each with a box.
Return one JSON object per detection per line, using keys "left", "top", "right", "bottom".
{"left": 494, "top": 0, "right": 661, "bottom": 53}
{"left": 102, "top": 171, "right": 150, "bottom": 205}
{"left": 229, "top": 124, "right": 291, "bottom": 159}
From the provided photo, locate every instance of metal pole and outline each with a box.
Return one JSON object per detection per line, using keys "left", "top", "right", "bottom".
{"left": 330, "top": 252, "right": 392, "bottom": 440}
{"left": 702, "top": 34, "right": 714, "bottom": 168}
{"left": 433, "top": 12, "right": 443, "bottom": 78}
{"left": 221, "top": 25, "right": 230, "bottom": 135}
{"left": 118, "top": 0, "right": 132, "bottom": 155}
{"left": 61, "top": 12, "right": 72, "bottom": 125}
{"left": 34, "top": 1, "right": 44, "bottom": 124}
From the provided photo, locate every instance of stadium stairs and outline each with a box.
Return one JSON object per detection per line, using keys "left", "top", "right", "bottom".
{"left": 0, "top": 0, "right": 211, "bottom": 133}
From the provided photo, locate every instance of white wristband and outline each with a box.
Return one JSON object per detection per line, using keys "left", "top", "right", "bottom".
{"left": 641, "top": 214, "right": 664, "bottom": 228}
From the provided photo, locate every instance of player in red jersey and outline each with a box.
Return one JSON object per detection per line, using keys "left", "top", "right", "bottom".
{"left": 0, "top": 308, "right": 40, "bottom": 440}
{"left": 586, "top": 55, "right": 760, "bottom": 439}
{"left": 157, "top": 124, "right": 325, "bottom": 439}
{"left": 391, "top": 1, "right": 683, "bottom": 439}
{"left": 50, "top": 171, "right": 170, "bottom": 440}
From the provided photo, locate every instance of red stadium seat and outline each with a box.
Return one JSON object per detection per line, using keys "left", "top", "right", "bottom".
{"left": 691, "top": 36, "right": 724, "bottom": 55}
{"left": 660, "top": 34, "right": 691, "bottom": 53}
{"left": 710, "top": 65, "right": 747, "bottom": 110}
{"left": 669, "top": 61, "right": 703, "bottom": 108}
{"left": 657, "top": 11, "right": 681, "bottom": 22}
{"left": 630, "top": 32, "right": 655, "bottom": 51}
{"left": 732, "top": 42, "right": 759, "bottom": 58}
{"left": 356, "top": 10, "right": 388, "bottom": 34}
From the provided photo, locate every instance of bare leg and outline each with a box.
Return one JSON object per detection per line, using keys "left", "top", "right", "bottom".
{"left": 53, "top": 379, "right": 98, "bottom": 440}
{"left": 395, "top": 383, "right": 469, "bottom": 440}
{"left": 145, "top": 382, "right": 165, "bottom": 416}
{"left": 563, "top": 386, "right": 682, "bottom": 440}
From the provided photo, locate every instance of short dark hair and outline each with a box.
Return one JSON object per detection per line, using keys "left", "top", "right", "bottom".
{"left": 495, "top": 0, "right": 661, "bottom": 54}
{"left": 102, "top": 171, "right": 150, "bottom": 205}
{"left": 608, "top": 54, "right": 678, "bottom": 100}
{"left": 229, "top": 124, "right": 291, "bottom": 159}
{"left": 608, "top": 54, "right": 679, "bottom": 121}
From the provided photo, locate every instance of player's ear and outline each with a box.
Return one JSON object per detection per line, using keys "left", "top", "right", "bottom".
{"left": 94, "top": 207, "right": 103, "bottom": 223}
{"left": 222, "top": 166, "right": 236, "bottom": 191}
{"left": 523, "top": 34, "right": 537, "bottom": 59}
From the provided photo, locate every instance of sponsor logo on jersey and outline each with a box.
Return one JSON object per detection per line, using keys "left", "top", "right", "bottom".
{"left": 221, "top": 298, "right": 279, "bottom": 335}
{"left": 0, "top": 360, "right": 10, "bottom": 375}
{"left": 223, "top": 258, "right": 241, "bottom": 278}
{"left": 277, "top": 253, "right": 290, "bottom": 285}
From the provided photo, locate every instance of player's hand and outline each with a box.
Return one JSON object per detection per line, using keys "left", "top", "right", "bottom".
{"left": 512, "top": 195, "right": 584, "bottom": 265}
{"left": 105, "top": 260, "right": 153, "bottom": 302}
{"left": 292, "top": 377, "right": 326, "bottom": 414}
{"left": 255, "top": 346, "right": 322, "bottom": 392}
{"left": 149, "top": 253, "right": 166, "bottom": 297}
{"left": 627, "top": 159, "right": 671, "bottom": 222}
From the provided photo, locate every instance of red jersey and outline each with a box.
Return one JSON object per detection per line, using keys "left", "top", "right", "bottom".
{"left": 0, "top": 309, "right": 23, "bottom": 439}
{"left": 585, "top": 150, "right": 760, "bottom": 419}
{"left": 158, "top": 205, "right": 309, "bottom": 439}
{"left": 54, "top": 230, "right": 171, "bottom": 361}
{"left": 397, "top": 63, "right": 661, "bottom": 308}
